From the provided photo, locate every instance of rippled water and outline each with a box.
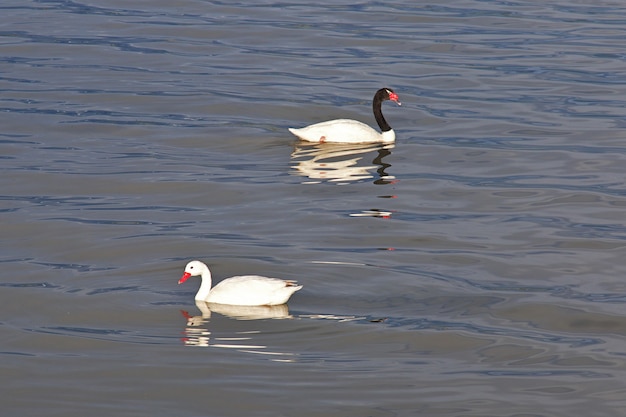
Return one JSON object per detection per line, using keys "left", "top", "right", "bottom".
{"left": 3, "top": 1, "right": 626, "bottom": 416}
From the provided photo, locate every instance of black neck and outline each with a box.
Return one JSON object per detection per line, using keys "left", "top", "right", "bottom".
{"left": 373, "top": 91, "right": 392, "bottom": 132}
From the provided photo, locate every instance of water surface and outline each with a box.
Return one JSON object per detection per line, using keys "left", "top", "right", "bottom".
{"left": 2, "top": 1, "right": 626, "bottom": 416}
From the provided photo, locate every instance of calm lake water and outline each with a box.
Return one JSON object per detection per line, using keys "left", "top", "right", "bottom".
{"left": 3, "top": 1, "right": 626, "bottom": 416}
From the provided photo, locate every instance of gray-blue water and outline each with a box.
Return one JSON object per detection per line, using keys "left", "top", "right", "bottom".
{"left": 2, "top": 1, "right": 626, "bottom": 416}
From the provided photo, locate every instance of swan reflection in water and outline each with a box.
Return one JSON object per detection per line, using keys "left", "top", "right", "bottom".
{"left": 291, "top": 142, "right": 396, "bottom": 185}
{"left": 180, "top": 301, "right": 362, "bottom": 360}
{"left": 185, "top": 300, "right": 292, "bottom": 322}
{"left": 180, "top": 300, "right": 296, "bottom": 360}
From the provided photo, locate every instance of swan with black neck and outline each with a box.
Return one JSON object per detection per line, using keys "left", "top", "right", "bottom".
{"left": 289, "top": 88, "right": 401, "bottom": 144}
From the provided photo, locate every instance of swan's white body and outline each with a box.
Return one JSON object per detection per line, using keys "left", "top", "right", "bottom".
{"left": 289, "top": 88, "right": 400, "bottom": 144}
{"left": 178, "top": 260, "right": 302, "bottom": 306}
{"left": 289, "top": 120, "right": 395, "bottom": 144}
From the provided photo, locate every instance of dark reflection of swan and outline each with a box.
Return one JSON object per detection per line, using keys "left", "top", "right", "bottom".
{"left": 291, "top": 142, "right": 395, "bottom": 184}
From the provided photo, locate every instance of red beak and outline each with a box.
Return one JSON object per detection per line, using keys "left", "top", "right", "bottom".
{"left": 178, "top": 272, "right": 191, "bottom": 285}
{"left": 389, "top": 92, "right": 401, "bottom": 106}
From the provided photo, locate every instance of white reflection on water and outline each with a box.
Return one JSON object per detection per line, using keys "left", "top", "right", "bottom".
{"left": 349, "top": 209, "right": 393, "bottom": 218}
{"left": 190, "top": 300, "right": 292, "bottom": 321}
{"left": 290, "top": 142, "right": 395, "bottom": 184}
{"left": 180, "top": 301, "right": 364, "bottom": 361}
{"left": 181, "top": 301, "right": 296, "bottom": 360}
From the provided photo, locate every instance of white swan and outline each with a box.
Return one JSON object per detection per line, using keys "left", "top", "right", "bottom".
{"left": 289, "top": 88, "right": 401, "bottom": 144}
{"left": 178, "top": 260, "right": 302, "bottom": 306}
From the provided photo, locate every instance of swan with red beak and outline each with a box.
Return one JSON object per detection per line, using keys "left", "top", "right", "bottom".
{"left": 179, "top": 260, "right": 302, "bottom": 306}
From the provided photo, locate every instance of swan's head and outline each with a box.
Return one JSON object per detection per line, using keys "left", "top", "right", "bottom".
{"left": 178, "top": 260, "right": 207, "bottom": 284}
{"left": 381, "top": 88, "right": 401, "bottom": 106}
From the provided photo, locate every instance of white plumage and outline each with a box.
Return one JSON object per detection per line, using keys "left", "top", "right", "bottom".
{"left": 178, "top": 260, "right": 302, "bottom": 306}
{"left": 289, "top": 88, "right": 400, "bottom": 144}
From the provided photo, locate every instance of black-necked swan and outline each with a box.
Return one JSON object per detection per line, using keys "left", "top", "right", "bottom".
{"left": 178, "top": 260, "right": 302, "bottom": 306}
{"left": 289, "top": 88, "right": 401, "bottom": 144}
